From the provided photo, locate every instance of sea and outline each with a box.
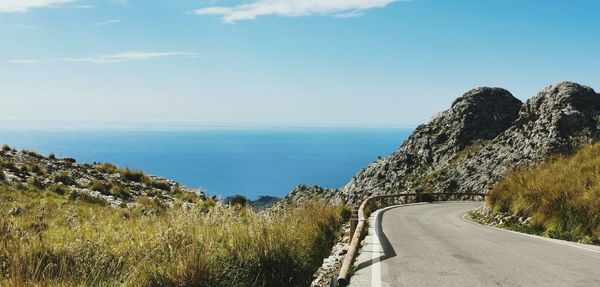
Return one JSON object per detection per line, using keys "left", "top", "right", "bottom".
{"left": 0, "top": 126, "right": 412, "bottom": 199}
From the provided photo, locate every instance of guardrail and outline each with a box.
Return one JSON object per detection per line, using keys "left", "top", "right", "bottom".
{"left": 335, "top": 192, "right": 487, "bottom": 287}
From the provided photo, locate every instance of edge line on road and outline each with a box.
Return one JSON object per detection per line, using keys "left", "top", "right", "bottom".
{"left": 461, "top": 212, "right": 600, "bottom": 254}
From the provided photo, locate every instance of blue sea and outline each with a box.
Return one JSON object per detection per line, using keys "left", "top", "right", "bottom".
{"left": 0, "top": 127, "right": 411, "bottom": 199}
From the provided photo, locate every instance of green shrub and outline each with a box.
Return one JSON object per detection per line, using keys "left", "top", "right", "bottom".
{"left": 110, "top": 185, "right": 132, "bottom": 199}
{"left": 337, "top": 205, "right": 353, "bottom": 222}
{"left": 120, "top": 168, "right": 147, "bottom": 182}
{"left": 48, "top": 184, "right": 68, "bottom": 195}
{"left": 150, "top": 179, "right": 170, "bottom": 191}
{"left": 171, "top": 187, "right": 201, "bottom": 203}
{"left": 1, "top": 144, "right": 11, "bottom": 152}
{"left": 88, "top": 181, "right": 112, "bottom": 196}
{"left": 0, "top": 160, "right": 18, "bottom": 172}
{"left": 48, "top": 153, "right": 56, "bottom": 160}
{"left": 27, "top": 176, "right": 44, "bottom": 189}
{"left": 68, "top": 190, "right": 108, "bottom": 206}
{"left": 228, "top": 195, "right": 249, "bottom": 208}
{"left": 416, "top": 193, "right": 435, "bottom": 202}
{"left": 22, "top": 149, "right": 44, "bottom": 159}
{"left": 96, "top": 163, "right": 118, "bottom": 174}
{"left": 53, "top": 172, "right": 76, "bottom": 186}
{"left": 22, "top": 162, "right": 44, "bottom": 175}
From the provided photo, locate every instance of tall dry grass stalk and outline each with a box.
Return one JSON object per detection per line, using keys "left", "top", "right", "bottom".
{"left": 487, "top": 143, "right": 600, "bottom": 244}
{"left": 0, "top": 186, "right": 347, "bottom": 286}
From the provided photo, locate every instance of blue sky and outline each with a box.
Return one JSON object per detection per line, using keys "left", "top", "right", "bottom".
{"left": 1, "top": 0, "right": 599, "bottom": 127}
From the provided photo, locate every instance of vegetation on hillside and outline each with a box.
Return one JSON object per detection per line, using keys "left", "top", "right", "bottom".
{"left": 0, "top": 183, "right": 348, "bottom": 286}
{"left": 487, "top": 143, "right": 600, "bottom": 244}
{"left": 0, "top": 145, "right": 204, "bottom": 206}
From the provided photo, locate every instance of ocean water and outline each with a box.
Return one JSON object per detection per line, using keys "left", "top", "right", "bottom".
{"left": 0, "top": 127, "right": 412, "bottom": 199}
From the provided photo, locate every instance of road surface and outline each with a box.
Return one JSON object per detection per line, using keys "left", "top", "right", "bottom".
{"left": 349, "top": 202, "right": 600, "bottom": 287}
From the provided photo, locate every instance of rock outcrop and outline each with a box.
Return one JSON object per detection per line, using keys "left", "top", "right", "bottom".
{"left": 283, "top": 82, "right": 600, "bottom": 205}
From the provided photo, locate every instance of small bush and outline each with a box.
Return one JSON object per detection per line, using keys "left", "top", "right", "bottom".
{"left": 48, "top": 183, "right": 68, "bottom": 195}
{"left": 120, "top": 168, "right": 147, "bottom": 182}
{"left": 0, "top": 160, "right": 18, "bottom": 172}
{"left": 96, "top": 163, "right": 118, "bottom": 174}
{"left": 48, "top": 153, "right": 56, "bottom": 160}
{"left": 416, "top": 193, "right": 435, "bottom": 202}
{"left": 171, "top": 187, "right": 201, "bottom": 203}
{"left": 88, "top": 181, "right": 113, "bottom": 196}
{"left": 1, "top": 144, "right": 11, "bottom": 152}
{"left": 68, "top": 190, "right": 108, "bottom": 206}
{"left": 199, "top": 197, "right": 217, "bottom": 212}
{"left": 150, "top": 179, "right": 171, "bottom": 191}
{"left": 337, "top": 205, "right": 353, "bottom": 222}
{"left": 228, "top": 195, "right": 249, "bottom": 208}
{"left": 110, "top": 185, "right": 132, "bottom": 199}
{"left": 22, "top": 162, "right": 44, "bottom": 175}
{"left": 27, "top": 176, "right": 44, "bottom": 189}
{"left": 22, "top": 149, "right": 44, "bottom": 159}
{"left": 53, "top": 172, "right": 76, "bottom": 186}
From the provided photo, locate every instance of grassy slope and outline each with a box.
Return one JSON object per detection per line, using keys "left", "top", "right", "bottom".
{"left": 487, "top": 143, "right": 600, "bottom": 244}
{"left": 0, "top": 184, "right": 348, "bottom": 286}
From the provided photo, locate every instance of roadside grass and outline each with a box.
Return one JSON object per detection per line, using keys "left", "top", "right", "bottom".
{"left": 0, "top": 185, "right": 346, "bottom": 286}
{"left": 487, "top": 143, "right": 600, "bottom": 245}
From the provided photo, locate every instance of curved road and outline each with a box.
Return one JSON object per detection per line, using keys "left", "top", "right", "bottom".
{"left": 349, "top": 202, "right": 600, "bottom": 287}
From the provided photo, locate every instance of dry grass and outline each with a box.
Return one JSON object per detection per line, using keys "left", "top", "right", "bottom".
{"left": 487, "top": 143, "right": 600, "bottom": 244}
{"left": 0, "top": 185, "right": 347, "bottom": 286}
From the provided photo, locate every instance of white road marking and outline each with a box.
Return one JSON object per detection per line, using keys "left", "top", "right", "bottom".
{"left": 370, "top": 210, "right": 382, "bottom": 287}
{"left": 367, "top": 202, "right": 433, "bottom": 287}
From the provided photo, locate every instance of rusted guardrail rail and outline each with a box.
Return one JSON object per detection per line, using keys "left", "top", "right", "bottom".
{"left": 335, "top": 192, "right": 487, "bottom": 286}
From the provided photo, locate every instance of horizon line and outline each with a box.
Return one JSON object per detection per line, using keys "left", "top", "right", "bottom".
{"left": 0, "top": 120, "right": 417, "bottom": 132}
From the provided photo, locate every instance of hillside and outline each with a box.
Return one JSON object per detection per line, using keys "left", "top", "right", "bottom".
{"left": 0, "top": 145, "right": 204, "bottom": 207}
{"left": 483, "top": 142, "right": 600, "bottom": 244}
{"left": 283, "top": 82, "right": 600, "bottom": 205}
{"left": 223, "top": 195, "right": 281, "bottom": 210}
{"left": 0, "top": 146, "right": 347, "bottom": 286}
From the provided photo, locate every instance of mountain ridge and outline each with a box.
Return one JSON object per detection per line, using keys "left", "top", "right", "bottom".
{"left": 283, "top": 81, "right": 600, "bottom": 206}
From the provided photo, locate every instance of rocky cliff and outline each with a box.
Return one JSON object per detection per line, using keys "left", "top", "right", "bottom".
{"left": 283, "top": 82, "right": 600, "bottom": 205}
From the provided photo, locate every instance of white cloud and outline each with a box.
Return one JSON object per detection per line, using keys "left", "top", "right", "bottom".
{"left": 195, "top": 0, "right": 399, "bottom": 23}
{"left": 6, "top": 59, "right": 39, "bottom": 64}
{"left": 7, "top": 51, "right": 199, "bottom": 64}
{"left": 0, "top": 0, "right": 75, "bottom": 13}
{"left": 95, "top": 19, "right": 120, "bottom": 26}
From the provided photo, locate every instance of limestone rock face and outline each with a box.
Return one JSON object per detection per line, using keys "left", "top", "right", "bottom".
{"left": 336, "top": 86, "right": 522, "bottom": 204}
{"left": 447, "top": 82, "right": 600, "bottom": 194}
{"left": 281, "top": 184, "right": 341, "bottom": 206}
{"left": 282, "top": 82, "right": 600, "bottom": 205}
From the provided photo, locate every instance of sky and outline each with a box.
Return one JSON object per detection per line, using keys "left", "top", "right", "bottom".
{"left": 1, "top": 0, "right": 599, "bottom": 127}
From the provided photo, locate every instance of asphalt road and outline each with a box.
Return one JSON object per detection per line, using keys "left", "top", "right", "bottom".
{"left": 349, "top": 202, "right": 600, "bottom": 287}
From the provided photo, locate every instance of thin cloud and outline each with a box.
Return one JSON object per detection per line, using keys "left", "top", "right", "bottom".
{"left": 95, "top": 19, "right": 121, "bottom": 26}
{"left": 6, "top": 59, "right": 39, "bottom": 64}
{"left": 194, "top": 0, "right": 399, "bottom": 23}
{"left": 0, "top": 0, "right": 75, "bottom": 13}
{"left": 7, "top": 51, "right": 199, "bottom": 64}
